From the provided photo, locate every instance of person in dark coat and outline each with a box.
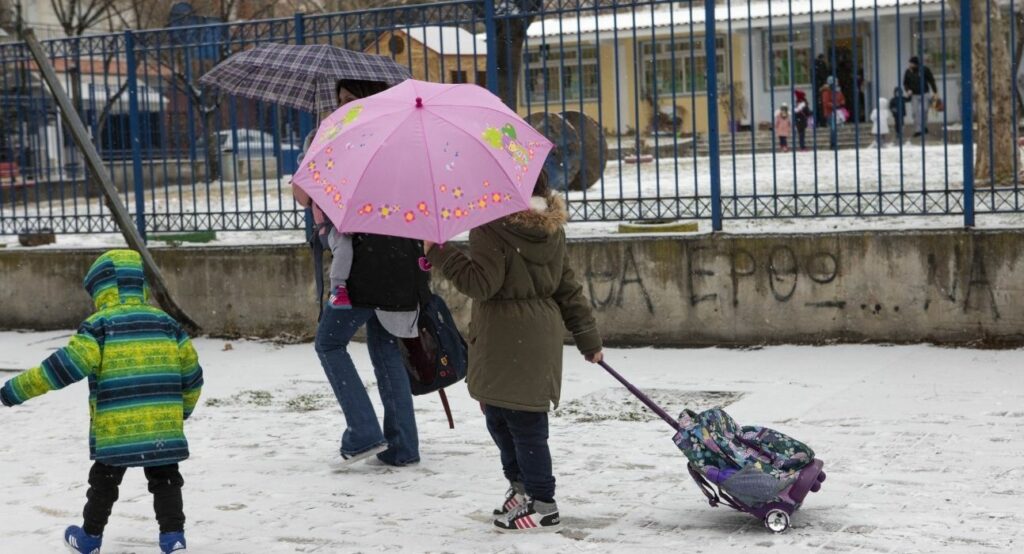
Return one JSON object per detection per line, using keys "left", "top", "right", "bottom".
{"left": 793, "top": 89, "right": 812, "bottom": 151}
{"left": 903, "top": 56, "right": 939, "bottom": 137}
{"left": 889, "top": 86, "right": 911, "bottom": 142}
{"left": 292, "top": 79, "right": 427, "bottom": 470}
{"left": 425, "top": 170, "right": 603, "bottom": 532}
{"left": 856, "top": 68, "right": 866, "bottom": 123}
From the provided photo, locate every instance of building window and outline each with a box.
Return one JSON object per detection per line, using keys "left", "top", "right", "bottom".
{"left": 911, "top": 17, "right": 960, "bottom": 75}
{"left": 450, "top": 70, "right": 468, "bottom": 83}
{"left": 763, "top": 28, "right": 812, "bottom": 89}
{"left": 640, "top": 36, "right": 725, "bottom": 97}
{"left": 475, "top": 71, "right": 487, "bottom": 88}
{"left": 522, "top": 44, "right": 600, "bottom": 103}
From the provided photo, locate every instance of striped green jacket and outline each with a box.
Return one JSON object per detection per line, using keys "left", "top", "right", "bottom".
{"left": 0, "top": 250, "right": 203, "bottom": 467}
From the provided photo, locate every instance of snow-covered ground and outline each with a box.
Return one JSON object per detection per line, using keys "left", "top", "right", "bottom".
{"left": 1, "top": 331, "right": 1021, "bottom": 553}
{"left": 578, "top": 144, "right": 967, "bottom": 199}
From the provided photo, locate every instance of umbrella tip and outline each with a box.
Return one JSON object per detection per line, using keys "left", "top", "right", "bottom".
{"left": 415, "top": 97, "right": 423, "bottom": 108}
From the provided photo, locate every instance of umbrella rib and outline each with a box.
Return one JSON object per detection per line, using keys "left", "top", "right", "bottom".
{"left": 420, "top": 102, "right": 523, "bottom": 123}
{"left": 417, "top": 107, "right": 443, "bottom": 243}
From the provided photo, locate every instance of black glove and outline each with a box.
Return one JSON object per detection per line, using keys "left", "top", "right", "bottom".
{"left": 0, "top": 387, "right": 13, "bottom": 407}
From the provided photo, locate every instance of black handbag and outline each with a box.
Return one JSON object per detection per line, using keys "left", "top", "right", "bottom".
{"left": 398, "top": 294, "right": 468, "bottom": 428}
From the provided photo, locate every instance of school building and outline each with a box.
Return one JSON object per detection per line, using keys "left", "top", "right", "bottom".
{"left": 520, "top": 0, "right": 966, "bottom": 136}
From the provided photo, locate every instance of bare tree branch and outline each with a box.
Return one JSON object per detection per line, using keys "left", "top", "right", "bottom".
{"left": 50, "top": 0, "right": 120, "bottom": 36}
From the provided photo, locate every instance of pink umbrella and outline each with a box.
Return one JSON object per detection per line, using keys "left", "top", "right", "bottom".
{"left": 291, "top": 79, "right": 554, "bottom": 243}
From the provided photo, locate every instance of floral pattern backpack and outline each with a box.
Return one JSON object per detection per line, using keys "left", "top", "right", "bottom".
{"left": 672, "top": 408, "right": 816, "bottom": 506}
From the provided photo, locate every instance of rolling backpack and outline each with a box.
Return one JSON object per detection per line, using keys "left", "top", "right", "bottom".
{"left": 672, "top": 407, "right": 825, "bottom": 532}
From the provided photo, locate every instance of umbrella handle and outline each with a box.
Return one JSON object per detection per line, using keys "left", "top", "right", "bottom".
{"left": 598, "top": 361, "right": 682, "bottom": 432}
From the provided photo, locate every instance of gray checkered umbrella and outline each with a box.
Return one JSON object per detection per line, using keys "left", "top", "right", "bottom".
{"left": 199, "top": 43, "right": 412, "bottom": 114}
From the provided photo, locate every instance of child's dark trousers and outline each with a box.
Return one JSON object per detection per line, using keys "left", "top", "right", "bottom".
{"left": 483, "top": 404, "right": 556, "bottom": 503}
{"left": 82, "top": 461, "right": 185, "bottom": 536}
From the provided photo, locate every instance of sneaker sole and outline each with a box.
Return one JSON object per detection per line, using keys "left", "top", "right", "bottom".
{"left": 493, "top": 522, "right": 562, "bottom": 533}
{"left": 329, "top": 444, "right": 388, "bottom": 471}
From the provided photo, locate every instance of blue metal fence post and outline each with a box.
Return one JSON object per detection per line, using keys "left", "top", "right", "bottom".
{"left": 124, "top": 30, "right": 147, "bottom": 240}
{"left": 295, "top": 13, "right": 312, "bottom": 139}
{"left": 704, "top": 0, "right": 723, "bottom": 231}
{"left": 960, "top": 0, "right": 974, "bottom": 227}
{"left": 484, "top": 0, "right": 498, "bottom": 95}
{"left": 294, "top": 12, "right": 315, "bottom": 239}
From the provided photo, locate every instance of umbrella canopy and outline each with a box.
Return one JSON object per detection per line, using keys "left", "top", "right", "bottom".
{"left": 198, "top": 43, "right": 412, "bottom": 114}
{"left": 291, "top": 80, "right": 554, "bottom": 243}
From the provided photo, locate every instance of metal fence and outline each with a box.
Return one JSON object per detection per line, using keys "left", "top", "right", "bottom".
{"left": 0, "top": 0, "right": 1014, "bottom": 237}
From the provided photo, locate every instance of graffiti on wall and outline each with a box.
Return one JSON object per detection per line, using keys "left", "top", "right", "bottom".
{"left": 581, "top": 240, "right": 1004, "bottom": 321}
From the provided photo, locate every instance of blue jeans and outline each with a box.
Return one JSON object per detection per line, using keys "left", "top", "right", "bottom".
{"left": 315, "top": 307, "right": 419, "bottom": 465}
{"left": 483, "top": 404, "right": 555, "bottom": 503}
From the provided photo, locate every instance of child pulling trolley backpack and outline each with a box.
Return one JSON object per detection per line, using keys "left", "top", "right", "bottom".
{"left": 597, "top": 361, "right": 825, "bottom": 533}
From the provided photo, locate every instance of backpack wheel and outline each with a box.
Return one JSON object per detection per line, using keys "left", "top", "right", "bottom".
{"left": 764, "top": 509, "right": 790, "bottom": 533}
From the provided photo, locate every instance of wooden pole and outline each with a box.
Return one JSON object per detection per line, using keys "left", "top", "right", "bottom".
{"left": 20, "top": 28, "right": 200, "bottom": 334}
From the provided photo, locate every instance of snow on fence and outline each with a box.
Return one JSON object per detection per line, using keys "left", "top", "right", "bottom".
{"left": 0, "top": 0, "right": 1018, "bottom": 236}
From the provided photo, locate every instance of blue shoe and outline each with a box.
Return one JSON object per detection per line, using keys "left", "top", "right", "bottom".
{"left": 159, "top": 532, "right": 187, "bottom": 553}
{"left": 64, "top": 526, "right": 101, "bottom": 554}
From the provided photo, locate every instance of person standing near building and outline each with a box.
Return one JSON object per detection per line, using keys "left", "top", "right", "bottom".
{"left": 813, "top": 54, "right": 830, "bottom": 127}
{"left": 903, "top": 56, "right": 938, "bottom": 138}
{"left": 821, "top": 76, "right": 845, "bottom": 151}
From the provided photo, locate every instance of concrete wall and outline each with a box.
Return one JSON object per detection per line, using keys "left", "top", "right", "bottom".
{"left": 0, "top": 246, "right": 313, "bottom": 339}
{"left": 2, "top": 229, "right": 1023, "bottom": 346}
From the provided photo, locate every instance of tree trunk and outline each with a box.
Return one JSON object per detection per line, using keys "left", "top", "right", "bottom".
{"left": 0, "top": 0, "right": 16, "bottom": 39}
{"left": 202, "top": 109, "right": 222, "bottom": 182}
{"left": 958, "top": 0, "right": 1016, "bottom": 186}
{"left": 489, "top": 1, "right": 544, "bottom": 109}
{"left": 493, "top": 19, "right": 527, "bottom": 108}
{"left": 95, "top": 81, "right": 128, "bottom": 155}
{"left": 1015, "top": 11, "right": 1024, "bottom": 113}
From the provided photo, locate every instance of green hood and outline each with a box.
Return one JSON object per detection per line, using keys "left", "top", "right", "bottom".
{"left": 83, "top": 249, "right": 149, "bottom": 310}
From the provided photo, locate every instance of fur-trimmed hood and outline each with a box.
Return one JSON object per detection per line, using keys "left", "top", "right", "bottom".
{"left": 492, "top": 194, "right": 567, "bottom": 265}
{"left": 505, "top": 193, "right": 567, "bottom": 233}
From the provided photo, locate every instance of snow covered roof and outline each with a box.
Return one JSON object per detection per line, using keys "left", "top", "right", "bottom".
{"left": 405, "top": 26, "right": 486, "bottom": 55}
{"left": 526, "top": 0, "right": 946, "bottom": 38}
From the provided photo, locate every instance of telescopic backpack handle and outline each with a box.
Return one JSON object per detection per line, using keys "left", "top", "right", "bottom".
{"left": 598, "top": 361, "right": 682, "bottom": 432}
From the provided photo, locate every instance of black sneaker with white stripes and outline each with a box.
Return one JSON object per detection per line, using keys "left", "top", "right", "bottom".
{"left": 494, "top": 498, "right": 560, "bottom": 531}
{"left": 492, "top": 482, "right": 526, "bottom": 515}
